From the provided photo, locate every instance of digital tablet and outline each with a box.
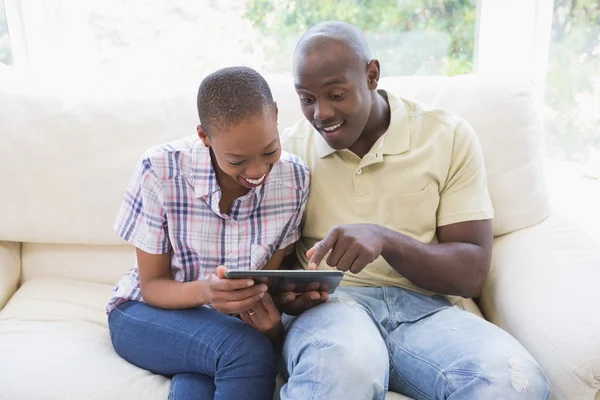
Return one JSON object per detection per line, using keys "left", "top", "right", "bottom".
{"left": 225, "top": 270, "right": 344, "bottom": 294}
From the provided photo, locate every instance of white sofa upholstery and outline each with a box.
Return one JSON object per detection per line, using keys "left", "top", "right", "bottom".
{"left": 0, "top": 73, "right": 598, "bottom": 400}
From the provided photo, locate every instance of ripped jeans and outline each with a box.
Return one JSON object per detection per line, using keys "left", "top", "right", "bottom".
{"left": 279, "top": 286, "right": 551, "bottom": 400}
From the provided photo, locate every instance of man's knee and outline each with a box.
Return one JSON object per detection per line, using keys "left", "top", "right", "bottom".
{"left": 448, "top": 352, "right": 551, "bottom": 399}
{"left": 282, "top": 323, "right": 388, "bottom": 393}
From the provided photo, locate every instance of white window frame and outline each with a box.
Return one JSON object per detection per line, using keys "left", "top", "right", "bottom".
{"left": 475, "top": 0, "right": 555, "bottom": 101}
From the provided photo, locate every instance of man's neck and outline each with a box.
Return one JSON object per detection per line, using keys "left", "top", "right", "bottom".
{"left": 348, "top": 90, "right": 391, "bottom": 159}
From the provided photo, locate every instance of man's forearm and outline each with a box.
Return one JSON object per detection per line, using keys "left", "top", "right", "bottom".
{"left": 380, "top": 227, "right": 489, "bottom": 298}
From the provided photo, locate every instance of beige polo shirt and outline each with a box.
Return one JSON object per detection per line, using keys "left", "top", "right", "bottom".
{"left": 281, "top": 90, "right": 494, "bottom": 295}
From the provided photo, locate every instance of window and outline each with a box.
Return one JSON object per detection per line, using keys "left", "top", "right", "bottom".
{"left": 544, "top": 0, "right": 600, "bottom": 166}
{"left": 66, "top": 0, "right": 476, "bottom": 87}
{"left": 0, "top": 0, "right": 13, "bottom": 66}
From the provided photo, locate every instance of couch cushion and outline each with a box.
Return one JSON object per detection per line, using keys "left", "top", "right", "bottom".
{"left": 20, "top": 243, "right": 134, "bottom": 285}
{"left": 0, "top": 278, "right": 170, "bottom": 400}
{"left": 0, "top": 75, "right": 547, "bottom": 244}
{"left": 0, "top": 278, "right": 410, "bottom": 399}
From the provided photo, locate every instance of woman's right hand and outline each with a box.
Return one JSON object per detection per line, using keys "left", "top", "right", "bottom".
{"left": 204, "top": 266, "right": 268, "bottom": 315}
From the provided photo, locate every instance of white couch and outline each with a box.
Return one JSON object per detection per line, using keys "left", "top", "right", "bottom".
{"left": 0, "top": 73, "right": 599, "bottom": 400}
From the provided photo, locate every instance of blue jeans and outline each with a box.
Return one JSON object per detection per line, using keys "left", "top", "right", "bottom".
{"left": 279, "top": 286, "right": 551, "bottom": 400}
{"left": 108, "top": 301, "right": 277, "bottom": 400}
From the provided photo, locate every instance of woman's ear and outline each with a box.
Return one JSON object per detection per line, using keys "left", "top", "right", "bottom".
{"left": 197, "top": 125, "right": 211, "bottom": 147}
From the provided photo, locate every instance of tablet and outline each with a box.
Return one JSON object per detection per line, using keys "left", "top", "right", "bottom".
{"left": 225, "top": 270, "right": 344, "bottom": 294}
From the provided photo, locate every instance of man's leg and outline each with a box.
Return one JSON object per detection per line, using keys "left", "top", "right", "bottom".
{"left": 279, "top": 289, "right": 390, "bottom": 400}
{"left": 387, "top": 297, "right": 551, "bottom": 399}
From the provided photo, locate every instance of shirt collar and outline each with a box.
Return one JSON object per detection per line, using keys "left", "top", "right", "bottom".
{"left": 191, "top": 140, "right": 219, "bottom": 198}
{"left": 314, "top": 89, "right": 411, "bottom": 158}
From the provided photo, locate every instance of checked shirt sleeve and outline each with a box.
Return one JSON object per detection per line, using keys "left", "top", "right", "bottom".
{"left": 114, "top": 157, "right": 170, "bottom": 254}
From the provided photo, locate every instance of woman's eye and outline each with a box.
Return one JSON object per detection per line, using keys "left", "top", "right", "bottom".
{"left": 229, "top": 161, "right": 245, "bottom": 166}
{"left": 300, "top": 97, "right": 314, "bottom": 105}
{"left": 332, "top": 92, "right": 344, "bottom": 100}
{"left": 264, "top": 149, "right": 278, "bottom": 157}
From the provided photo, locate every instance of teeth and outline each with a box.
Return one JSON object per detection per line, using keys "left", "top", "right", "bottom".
{"left": 323, "top": 123, "right": 342, "bottom": 132}
{"left": 245, "top": 174, "right": 266, "bottom": 185}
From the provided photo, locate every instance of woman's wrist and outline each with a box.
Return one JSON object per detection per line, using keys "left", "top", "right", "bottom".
{"left": 185, "top": 279, "right": 211, "bottom": 307}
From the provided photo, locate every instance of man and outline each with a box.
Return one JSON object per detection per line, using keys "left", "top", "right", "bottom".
{"left": 276, "top": 21, "right": 550, "bottom": 399}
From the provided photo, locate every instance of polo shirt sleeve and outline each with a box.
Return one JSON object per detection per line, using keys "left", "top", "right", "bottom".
{"left": 114, "top": 157, "right": 170, "bottom": 254}
{"left": 277, "top": 163, "right": 310, "bottom": 250}
{"left": 437, "top": 119, "right": 494, "bottom": 227}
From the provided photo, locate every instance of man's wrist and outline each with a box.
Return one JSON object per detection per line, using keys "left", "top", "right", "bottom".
{"left": 378, "top": 224, "right": 408, "bottom": 261}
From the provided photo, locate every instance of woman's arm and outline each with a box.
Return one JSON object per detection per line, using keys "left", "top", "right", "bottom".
{"left": 137, "top": 248, "right": 208, "bottom": 309}
{"left": 137, "top": 248, "right": 267, "bottom": 312}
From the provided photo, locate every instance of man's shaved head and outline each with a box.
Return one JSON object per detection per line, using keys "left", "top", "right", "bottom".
{"left": 294, "top": 21, "right": 371, "bottom": 68}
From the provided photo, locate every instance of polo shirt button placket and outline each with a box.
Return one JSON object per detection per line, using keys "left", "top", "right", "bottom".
{"left": 356, "top": 168, "right": 362, "bottom": 175}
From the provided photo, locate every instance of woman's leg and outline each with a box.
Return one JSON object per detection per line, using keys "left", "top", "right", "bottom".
{"left": 108, "top": 301, "right": 277, "bottom": 400}
{"left": 169, "top": 373, "right": 215, "bottom": 400}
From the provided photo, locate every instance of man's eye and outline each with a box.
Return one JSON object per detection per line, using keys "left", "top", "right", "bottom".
{"left": 300, "top": 97, "right": 314, "bottom": 104}
{"left": 332, "top": 92, "right": 344, "bottom": 100}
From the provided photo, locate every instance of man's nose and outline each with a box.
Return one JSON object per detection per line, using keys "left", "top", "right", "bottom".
{"left": 314, "top": 101, "right": 335, "bottom": 122}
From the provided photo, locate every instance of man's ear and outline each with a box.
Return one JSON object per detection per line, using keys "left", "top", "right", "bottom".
{"left": 366, "top": 59, "right": 381, "bottom": 90}
{"left": 197, "top": 125, "right": 211, "bottom": 147}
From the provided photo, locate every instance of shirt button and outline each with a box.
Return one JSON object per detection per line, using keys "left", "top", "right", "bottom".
{"left": 356, "top": 168, "right": 362, "bottom": 175}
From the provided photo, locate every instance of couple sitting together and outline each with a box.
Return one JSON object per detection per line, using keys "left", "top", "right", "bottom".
{"left": 105, "top": 21, "right": 551, "bottom": 400}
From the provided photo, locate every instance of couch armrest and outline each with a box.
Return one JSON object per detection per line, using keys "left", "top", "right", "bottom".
{"left": 0, "top": 241, "right": 21, "bottom": 310}
{"left": 480, "top": 214, "right": 600, "bottom": 400}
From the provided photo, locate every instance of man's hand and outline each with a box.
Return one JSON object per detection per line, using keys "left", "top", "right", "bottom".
{"left": 273, "top": 290, "right": 328, "bottom": 316}
{"left": 307, "top": 224, "right": 386, "bottom": 274}
{"left": 205, "top": 266, "right": 268, "bottom": 314}
{"left": 240, "top": 293, "right": 284, "bottom": 344}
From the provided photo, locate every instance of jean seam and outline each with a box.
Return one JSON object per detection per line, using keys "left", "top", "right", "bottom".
{"left": 168, "top": 377, "right": 177, "bottom": 400}
{"left": 381, "top": 287, "right": 396, "bottom": 331}
{"left": 283, "top": 327, "right": 320, "bottom": 400}
{"left": 388, "top": 336, "right": 441, "bottom": 400}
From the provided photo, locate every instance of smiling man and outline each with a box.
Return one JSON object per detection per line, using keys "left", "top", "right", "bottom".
{"left": 276, "top": 21, "right": 551, "bottom": 400}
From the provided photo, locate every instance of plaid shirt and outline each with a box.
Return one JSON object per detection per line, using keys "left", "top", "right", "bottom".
{"left": 106, "top": 135, "right": 309, "bottom": 313}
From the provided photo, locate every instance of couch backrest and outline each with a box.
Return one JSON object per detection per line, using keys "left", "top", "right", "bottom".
{"left": 0, "top": 74, "right": 549, "bottom": 246}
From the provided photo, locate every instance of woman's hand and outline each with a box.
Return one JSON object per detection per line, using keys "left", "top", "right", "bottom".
{"left": 240, "top": 292, "right": 284, "bottom": 344}
{"left": 204, "top": 266, "right": 268, "bottom": 314}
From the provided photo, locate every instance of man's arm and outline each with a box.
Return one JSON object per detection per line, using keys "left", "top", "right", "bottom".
{"left": 307, "top": 219, "right": 493, "bottom": 299}
{"left": 381, "top": 219, "right": 492, "bottom": 298}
